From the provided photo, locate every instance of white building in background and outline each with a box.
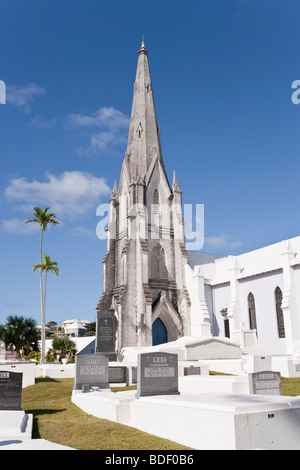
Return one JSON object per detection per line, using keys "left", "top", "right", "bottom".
{"left": 186, "top": 236, "right": 300, "bottom": 355}
{"left": 61, "top": 318, "right": 91, "bottom": 337}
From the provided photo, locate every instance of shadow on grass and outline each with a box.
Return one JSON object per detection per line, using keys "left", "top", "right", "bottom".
{"left": 35, "top": 377, "right": 60, "bottom": 383}
{"left": 25, "top": 408, "right": 67, "bottom": 439}
{"left": 25, "top": 408, "right": 66, "bottom": 416}
{"left": 31, "top": 417, "right": 41, "bottom": 439}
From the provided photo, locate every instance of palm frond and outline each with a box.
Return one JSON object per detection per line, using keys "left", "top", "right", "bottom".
{"left": 33, "top": 254, "right": 60, "bottom": 275}
{"left": 25, "top": 207, "right": 60, "bottom": 228}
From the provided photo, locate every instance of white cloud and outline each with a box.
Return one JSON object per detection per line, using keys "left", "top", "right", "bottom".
{"left": 205, "top": 234, "right": 242, "bottom": 250}
{"left": 1, "top": 218, "right": 40, "bottom": 235}
{"left": 65, "top": 106, "right": 130, "bottom": 155}
{"left": 4, "top": 171, "right": 111, "bottom": 219}
{"left": 29, "top": 115, "right": 57, "bottom": 128}
{"left": 6, "top": 83, "right": 46, "bottom": 113}
{"left": 70, "top": 226, "right": 97, "bottom": 238}
{"left": 67, "top": 106, "right": 129, "bottom": 129}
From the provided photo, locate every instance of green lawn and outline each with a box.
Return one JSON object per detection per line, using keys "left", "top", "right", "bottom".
{"left": 22, "top": 376, "right": 300, "bottom": 450}
{"left": 22, "top": 378, "right": 192, "bottom": 450}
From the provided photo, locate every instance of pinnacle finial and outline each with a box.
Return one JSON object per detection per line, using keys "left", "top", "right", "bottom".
{"left": 139, "top": 36, "right": 148, "bottom": 55}
{"left": 172, "top": 171, "right": 182, "bottom": 193}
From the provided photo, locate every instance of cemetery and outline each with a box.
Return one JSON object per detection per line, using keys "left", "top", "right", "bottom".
{"left": 2, "top": 327, "right": 300, "bottom": 449}
{"left": 71, "top": 344, "right": 300, "bottom": 450}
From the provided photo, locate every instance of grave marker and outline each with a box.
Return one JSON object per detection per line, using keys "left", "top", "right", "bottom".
{"left": 96, "top": 310, "right": 116, "bottom": 359}
{"left": 108, "top": 366, "right": 127, "bottom": 384}
{"left": 136, "top": 352, "right": 179, "bottom": 398}
{"left": 184, "top": 365, "right": 201, "bottom": 376}
{"left": 248, "top": 371, "right": 282, "bottom": 396}
{"left": 0, "top": 371, "right": 22, "bottom": 410}
{"left": 74, "top": 354, "right": 109, "bottom": 390}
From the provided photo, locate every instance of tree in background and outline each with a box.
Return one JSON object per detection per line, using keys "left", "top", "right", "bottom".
{"left": 86, "top": 322, "right": 96, "bottom": 336}
{"left": 0, "top": 315, "right": 39, "bottom": 356}
{"left": 46, "top": 336, "right": 77, "bottom": 363}
{"left": 33, "top": 255, "right": 60, "bottom": 363}
{"left": 46, "top": 321, "right": 58, "bottom": 337}
{"left": 26, "top": 207, "right": 59, "bottom": 364}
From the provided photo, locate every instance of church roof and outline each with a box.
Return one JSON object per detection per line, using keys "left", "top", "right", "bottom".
{"left": 188, "top": 236, "right": 300, "bottom": 285}
{"left": 187, "top": 251, "right": 226, "bottom": 269}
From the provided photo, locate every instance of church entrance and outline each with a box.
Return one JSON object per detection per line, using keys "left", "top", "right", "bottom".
{"left": 152, "top": 318, "right": 168, "bottom": 345}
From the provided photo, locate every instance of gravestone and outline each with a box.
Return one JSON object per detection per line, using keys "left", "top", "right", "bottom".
{"left": 132, "top": 366, "right": 137, "bottom": 384}
{"left": 0, "top": 341, "right": 5, "bottom": 361}
{"left": 184, "top": 365, "right": 201, "bottom": 376}
{"left": 74, "top": 354, "right": 109, "bottom": 390}
{"left": 136, "top": 352, "right": 179, "bottom": 398}
{"left": 108, "top": 366, "right": 127, "bottom": 384}
{"left": 0, "top": 371, "right": 22, "bottom": 410}
{"left": 249, "top": 371, "right": 282, "bottom": 396}
{"left": 5, "top": 351, "right": 17, "bottom": 360}
{"left": 96, "top": 310, "right": 116, "bottom": 359}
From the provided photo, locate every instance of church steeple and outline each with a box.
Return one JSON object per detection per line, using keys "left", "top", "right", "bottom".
{"left": 97, "top": 42, "right": 190, "bottom": 349}
{"left": 125, "top": 40, "right": 163, "bottom": 180}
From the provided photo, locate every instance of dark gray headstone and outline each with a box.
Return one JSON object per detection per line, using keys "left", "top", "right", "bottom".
{"left": 136, "top": 352, "right": 179, "bottom": 398}
{"left": 74, "top": 354, "right": 109, "bottom": 390}
{"left": 108, "top": 366, "right": 127, "bottom": 383}
{"left": 184, "top": 366, "right": 201, "bottom": 376}
{"left": 132, "top": 366, "right": 137, "bottom": 384}
{"left": 0, "top": 371, "right": 23, "bottom": 410}
{"left": 249, "top": 371, "right": 282, "bottom": 395}
{"left": 96, "top": 310, "right": 115, "bottom": 355}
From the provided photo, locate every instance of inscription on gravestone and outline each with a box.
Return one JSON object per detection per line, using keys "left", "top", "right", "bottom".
{"left": 74, "top": 354, "right": 109, "bottom": 390}
{"left": 249, "top": 370, "right": 282, "bottom": 396}
{"left": 96, "top": 310, "right": 115, "bottom": 355}
{"left": 0, "top": 371, "right": 22, "bottom": 410}
{"left": 136, "top": 352, "right": 179, "bottom": 398}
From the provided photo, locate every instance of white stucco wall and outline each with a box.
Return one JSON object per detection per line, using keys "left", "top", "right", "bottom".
{"left": 210, "top": 283, "right": 230, "bottom": 337}
{"left": 188, "top": 236, "right": 300, "bottom": 356}
{"left": 238, "top": 270, "right": 286, "bottom": 354}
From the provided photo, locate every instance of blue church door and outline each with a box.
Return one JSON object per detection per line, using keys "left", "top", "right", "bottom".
{"left": 152, "top": 318, "right": 168, "bottom": 346}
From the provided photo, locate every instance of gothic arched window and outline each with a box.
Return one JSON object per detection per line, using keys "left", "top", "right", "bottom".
{"left": 275, "top": 287, "right": 285, "bottom": 338}
{"left": 153, "top": 188, "right": 159, "bottom": 205}
{"left": 248, "top": 292, "right": 258, "bottom": 334}
{"left": 150, "top": 245, "right": 168, "bottom": 280}
{"left": 152, "top": 188, "right": 160, "bottom": 216}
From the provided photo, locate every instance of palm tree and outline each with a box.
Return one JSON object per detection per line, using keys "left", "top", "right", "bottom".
{"left": 0, "top": 315, "right": 39, "bottom": 356}
{"left": 48, "top": 336, "right": 77, "bottom": 363}
{"left": 26, "top": 206, "right": 59, "bottom": 262}
{"left": 26, "top": 207, "right": 59, "bottom": 364}
{"left": 33, "top": 255, "right": 60, "bottom": 363}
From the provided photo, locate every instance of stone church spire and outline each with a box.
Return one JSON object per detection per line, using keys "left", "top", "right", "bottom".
{"left": 125, "top": 40, "right": 164, "bottom": 180}
{"left": 97, "top": 42, "right": 190, "bottom": 349}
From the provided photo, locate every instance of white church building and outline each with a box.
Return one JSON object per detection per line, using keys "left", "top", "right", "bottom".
{"left": 187, "top": 236, "right": 300, "bottom": 356}
{"left": 96, "top": 41, "right": 300, "bottom": 358}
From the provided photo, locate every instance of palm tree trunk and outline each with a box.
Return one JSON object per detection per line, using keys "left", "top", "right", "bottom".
{"left": 40, "top": 228, "right": 45, "bottom": 364}
{"left": 42, "top": 270, "right": 47, "bottom": 363}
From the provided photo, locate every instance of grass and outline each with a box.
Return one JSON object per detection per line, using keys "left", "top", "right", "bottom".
{"left": 22, "top": 376, "right": 300, "bottom": 450}
{"left": 22, "top": 378, "right": 192, "bottom": 450}
{"left": 281, "top": 377, "right": 300, "bottom": 396}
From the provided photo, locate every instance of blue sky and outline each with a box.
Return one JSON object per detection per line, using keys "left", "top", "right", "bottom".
{"left": 0, "top": 0, "right": 299, "bottom": 327}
